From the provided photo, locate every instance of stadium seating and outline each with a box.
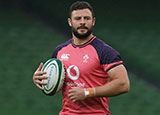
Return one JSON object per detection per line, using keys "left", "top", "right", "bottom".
{"left": 25, "top": 0, "right": 160, "bottom": 84}
{"left": 110, "top": 73, "right": 160, "bottom": 115}
{"left": 0, "top": 10, "right": 64, "bottom": 115}
{"left": 0, "top": 1, "right": 160, "bottom": 114}
{"left": 94, "top": 13, "right": 160, "bottom": 85}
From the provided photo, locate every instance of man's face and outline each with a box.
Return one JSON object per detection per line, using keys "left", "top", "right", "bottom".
{"left": 68, "top": 9, "right": 95, "bottom": 39}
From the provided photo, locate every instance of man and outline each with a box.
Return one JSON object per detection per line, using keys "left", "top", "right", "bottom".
{"left": 33, "top": 1, "right": 130, "bottom": 115}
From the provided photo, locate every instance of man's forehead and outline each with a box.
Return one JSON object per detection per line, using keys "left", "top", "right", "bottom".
{"left": 71, "top": 9, "right": 92, "bottom": 17}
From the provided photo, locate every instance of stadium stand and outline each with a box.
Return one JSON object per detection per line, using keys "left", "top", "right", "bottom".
{"left": 0, "top": 10, "right": 64, "bottom": 115}
{"left": 94, "top": 5, "right": 160, "bottom": 86}
{"left": 0, "top": 0, "right": 160, "bottom": 115}
{"left": 110, "top": 73, "right": 160, "bottom": 115}
{"left": 20, "top": 0, "right": 160, "bottom": 84}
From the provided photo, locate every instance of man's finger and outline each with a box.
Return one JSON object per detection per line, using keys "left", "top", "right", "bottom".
{"left": 39, "top": 76, "right": 48, "bottom": 79}
{"left": 70, "top": 87, "right": 78, "bottom": 91}
{"left": 34, "top": 75, "right": 48, "bottom": 80}
{"left": 37, "top": 62, "right": 44, "bottom": 71}
{"left": 70, "top": 95, "right": 75, "bottom": 100}
{"left": 35, "top": 80, "right": 47, "bottom": 85}
{"left": 68, "top": 93, "right": 74, "bottom": 98}
{"left": 68, "top": 89, "right": 73, "bottom": 93}
{"left": 72, "top": 99, "right": 77, "bottom": 103}
{"left": 34, "top": 71, "right": 46, "bottom": 76}
{"left": 36, "top": 84, "right": 44, "bottom": 90}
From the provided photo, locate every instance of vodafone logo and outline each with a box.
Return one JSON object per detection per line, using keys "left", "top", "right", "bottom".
{"left": 67, "top": 65, "right": 79, "bottom": 80}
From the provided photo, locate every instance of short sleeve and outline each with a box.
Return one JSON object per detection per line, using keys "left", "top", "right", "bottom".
{"left": 51, "top": 46, "right": 59, "bottom": 58}
{"left": 101, "top": 45, "right": 123, "bottom": 72}
{"left": 51, "top": 39, "right": 72, "bottom": 58}
{"left": 90, "top": 38, "right": 123, "bottom": 72}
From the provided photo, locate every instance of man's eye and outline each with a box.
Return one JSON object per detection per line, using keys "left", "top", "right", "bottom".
{"left": 75, "top": 17, "right": 81, "bottom": 20}
{"left": 85, "top": 17, "right": 91, "bottom": 20}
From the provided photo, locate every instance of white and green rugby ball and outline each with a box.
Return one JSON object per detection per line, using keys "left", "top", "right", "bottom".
{"left": 41, "top": 58, "right": 65, "bottom": 95}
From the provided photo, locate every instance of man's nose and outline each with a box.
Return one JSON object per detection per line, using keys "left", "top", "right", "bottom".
{"left": 80, "top": 18, "right": 86, "bottom": 25}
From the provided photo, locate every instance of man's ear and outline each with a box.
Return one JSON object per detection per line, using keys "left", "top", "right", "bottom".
{"left": 68, "top": 18, "right": 72, "bottom": 27}
{"left": 93, "top": 17, "right": 96, "bottom": 26}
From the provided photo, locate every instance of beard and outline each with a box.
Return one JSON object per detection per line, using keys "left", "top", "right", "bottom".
{"left": 71, "top": 25, "right": 93, "bottom": 39}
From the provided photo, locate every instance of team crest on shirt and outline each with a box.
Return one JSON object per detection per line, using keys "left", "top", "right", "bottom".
{"left": 61, "top": 54, "right": 70, "bottom": 61}
{"left": 83, "top": 54, "right": 89, "bottom": 63}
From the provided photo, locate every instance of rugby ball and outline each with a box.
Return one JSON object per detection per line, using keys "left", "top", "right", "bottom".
{"left": 41, "top": 58, "right": 65, "bottom": 95}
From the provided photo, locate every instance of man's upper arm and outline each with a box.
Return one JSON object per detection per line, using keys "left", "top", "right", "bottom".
{"left": 108, "top": 64, "right": 130, "bottom": 88}
{"left": 108, "top": 64, "right": 128, "bottom": 79}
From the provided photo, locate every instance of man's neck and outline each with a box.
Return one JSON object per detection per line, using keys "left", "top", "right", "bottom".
{"left": 72, "top": 34, "right": 94, "bottom": 45}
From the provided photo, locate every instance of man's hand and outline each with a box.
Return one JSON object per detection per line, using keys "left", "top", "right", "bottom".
{"left": 33, "top": 63, "right": 48, "bottom": 90}
{"left": 68, "top": 87, "right": 86, "bottom": 103}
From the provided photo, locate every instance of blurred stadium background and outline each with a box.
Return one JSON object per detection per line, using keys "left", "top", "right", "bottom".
{"left": 0, "top": 0, "right": 160, "bottom": 115}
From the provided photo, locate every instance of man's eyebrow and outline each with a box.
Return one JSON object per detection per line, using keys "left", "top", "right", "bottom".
{"left": 74, "top": 16, "right": 81, "bottom": 19}
{"left": 74, "top": 15, "right": 91, "bottom": 18}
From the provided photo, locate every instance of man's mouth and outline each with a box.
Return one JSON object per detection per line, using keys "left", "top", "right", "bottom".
{"left": 77, "top": 26, "right": 88, "bottom": 30}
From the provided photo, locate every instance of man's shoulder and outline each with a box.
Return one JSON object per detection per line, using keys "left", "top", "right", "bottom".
{"left": 91, "top": 37, "right": 116, "bottom": 52}
{"left": 51, "top": 39, "right": 72, "bottom": 58}
{"left": 91, "top": 37, "right": 121, "bottom": 64}
{"left": 56, "top": 39, "right": 72, "bottom": 50}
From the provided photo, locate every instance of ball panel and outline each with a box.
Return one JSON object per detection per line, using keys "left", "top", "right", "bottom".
{"left": 42, "top": 58, "right": 55, "bottom": 71}
{"left": 41, "top": 58, "right": 65, "bottom": 95}
{"left": 52, "top": 59, "right": 65, "bottom": 94}
{"left": 49, "top": 59, "right": 63, "bottom": 95}
{"left": 43, "top": 63, "right": 58, "bottom": 93}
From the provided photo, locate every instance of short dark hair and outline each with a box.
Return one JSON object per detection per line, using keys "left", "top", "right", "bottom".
{"left": 69, "top": 1, "right": 95, "bottom": 18}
